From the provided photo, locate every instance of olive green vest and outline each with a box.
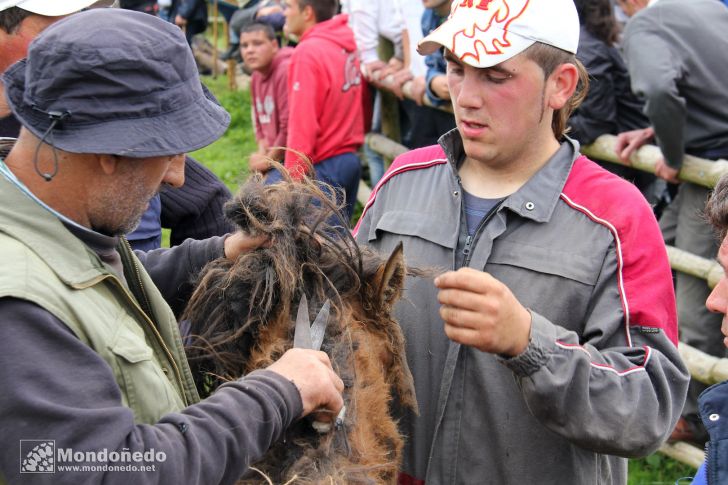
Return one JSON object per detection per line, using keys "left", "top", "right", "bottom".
{"left": 0, "top": 175, "right": 201, "bottom": 425}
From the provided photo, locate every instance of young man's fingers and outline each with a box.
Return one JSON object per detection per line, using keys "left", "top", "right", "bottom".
{"left": 434, "top": 268, "right": 495, "bottom": 293}
{"left": 439, "top": 305, "right": 487, "bottom": 331}
{"left": 437, "top": 288, "right": 489, "bottom": 312}
{"left": 443, "top": 323, "right": 483, "bottom": 347}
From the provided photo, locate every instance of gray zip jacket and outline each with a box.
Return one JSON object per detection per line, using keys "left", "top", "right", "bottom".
{"left": 353, "top": 131, "right": 689, "bottom": 484}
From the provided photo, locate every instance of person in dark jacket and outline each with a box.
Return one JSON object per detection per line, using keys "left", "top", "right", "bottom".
{"left": 689, "top": 173, "right": 728, "bottom": 484}
{"left": 569, "top": 0, "right": 660, "bottom": 205}
{"left": 171, "top": 0, "right": 208, "bottom": 44}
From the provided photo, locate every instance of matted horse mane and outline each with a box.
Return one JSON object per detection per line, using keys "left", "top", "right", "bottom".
{"left": 183, "top": 172, "right": 418, "bottom": 484}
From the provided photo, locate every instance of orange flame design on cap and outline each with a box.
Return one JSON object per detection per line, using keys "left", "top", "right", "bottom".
{"left": 450, "top": 0, "right": 530, "bottom": 64}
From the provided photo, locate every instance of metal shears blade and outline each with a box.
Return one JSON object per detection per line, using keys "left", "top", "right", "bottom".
{"left": 293, "top": 295, "right": 331, "bottom": 351}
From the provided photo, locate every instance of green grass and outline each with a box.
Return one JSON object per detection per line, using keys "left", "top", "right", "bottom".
{"left": 190, "top": 68, "right": 699, "bottom": 485}
{"left": 628, "top": 454, "right": 696, "bottom": 484}
{"left": 191, "top": 75, "right": 255, "bottom": 192}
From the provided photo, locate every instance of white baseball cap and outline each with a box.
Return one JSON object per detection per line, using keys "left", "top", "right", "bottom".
{"left": 0, "top": 0, "right": 116, "bottom": 16}
{"left": 419, "top": 0, "right": 580, "bottom": 68}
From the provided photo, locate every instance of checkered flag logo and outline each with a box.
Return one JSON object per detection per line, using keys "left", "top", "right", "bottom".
{"left": 20, "top": 440, "right": 55, "bottom": 473}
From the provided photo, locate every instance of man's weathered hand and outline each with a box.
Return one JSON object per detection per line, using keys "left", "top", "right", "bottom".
{"left": 435, "top": 268, "right": 532, "bottom": 356}
{"left": 267, "top": 348, "right": 345, "bottom": 418}
{"left": 224, "top": 232, "right": 270, "bottom": 259}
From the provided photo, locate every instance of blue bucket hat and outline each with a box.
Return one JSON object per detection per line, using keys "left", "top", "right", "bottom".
{"left": 2, "top": 8, "right": 230, "bottom": 157}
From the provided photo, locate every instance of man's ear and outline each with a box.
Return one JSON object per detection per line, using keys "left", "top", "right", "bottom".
{"left": 302, "top": 4, "right": 316, "bottom": 23}
{"left": 546, "top": 63, "right": 579, "bottom": 111}
{"left": 97, "top": 154, "right": 120, "bottom": 176}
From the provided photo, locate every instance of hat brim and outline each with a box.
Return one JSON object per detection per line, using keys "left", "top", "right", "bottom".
{"left": 10, "top": 0, "right": 102, "bottom": 16}
{"left": 3, "top": 59, "right": 231, "bottom": 158}
{"left": 418, "top": 21, "right": 535, "bottom": 69}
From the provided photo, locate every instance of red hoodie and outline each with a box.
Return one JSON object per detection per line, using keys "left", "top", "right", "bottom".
{"left": 251, "top": 47, "right": 294, "bottom": 148}
{"left": 285, "top": 14, "right": 364, "bottom": 177}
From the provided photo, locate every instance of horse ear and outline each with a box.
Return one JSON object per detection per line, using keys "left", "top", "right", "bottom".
{"left": 374, "top": 242, "right": 405, "bottom": 311}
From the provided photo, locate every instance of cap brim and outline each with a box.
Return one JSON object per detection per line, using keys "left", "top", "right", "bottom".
{"left": 3, "top": 59, "right": 231, "bottom": 157}
{"left": 418, "top": 20, "right": 535, "bottom": 69}
{"left": 11, "top": 0, "right": 106, "bottom": 16}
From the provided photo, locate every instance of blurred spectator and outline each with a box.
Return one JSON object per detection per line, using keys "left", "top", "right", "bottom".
{"left": 569, "top": 0, "right": 662, "bottom": 206}
{"left": 269, "top": 0, "right": 363, "bottom": 223}
{"left": 170, "top": 0, "right": 208, "bottom": 45}
{"left": 422, "top": 0, "right": 451, "bottom": 107}
{"left": 120, "top": 0, "right": 158, "bottom": 13}
{"left": 399, "top": 0, "right": 456, "bottom": 149}
{"left": 616, "top": 0, "right": 728, "bottom": 445}
{"left": 344, "top": 0, "right": 408, "bottom": 185}
{"left": 223, "top": 0, "right": 285, "bottom": 62}
{"left": 242, "top": 22, "right": 293, "bottom": 173}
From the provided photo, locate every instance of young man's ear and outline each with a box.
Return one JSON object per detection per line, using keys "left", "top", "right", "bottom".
{"left": 546, "top": 63, "right": 579, "bottom": 111}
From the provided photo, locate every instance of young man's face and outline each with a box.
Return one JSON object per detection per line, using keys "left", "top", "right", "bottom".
{"left": 284, "top": 0, "right": 306, "bottom": 38}
{"left": 240, "top": 30, "right": 278, "bottom": 72}
{"left": 445, "top": 51, "right": 555, "bottom": 168}
{"left": 706, "top": 235, "right": 728, "bottom": 348}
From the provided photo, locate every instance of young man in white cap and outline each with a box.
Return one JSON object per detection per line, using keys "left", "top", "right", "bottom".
{"left": 354, "top": 0, "right": 688, "bottom": 483}
{"left": 0, "top": 9, "right": 343, "bottom": 484}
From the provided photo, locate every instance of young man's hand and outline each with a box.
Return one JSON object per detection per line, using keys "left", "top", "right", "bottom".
{"left": 435, "top": 268, "right": 532, "bottom": 356}
{"left": 267, "top": 348, "right": 345, "bottom": 418}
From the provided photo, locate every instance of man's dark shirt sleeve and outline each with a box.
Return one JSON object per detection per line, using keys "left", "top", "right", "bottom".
{"left": 0, "top": 297, "right": 302, "bottom": 485}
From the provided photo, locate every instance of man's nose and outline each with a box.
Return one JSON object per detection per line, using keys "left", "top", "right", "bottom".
{"left": 164, "top": 154, "right": 186, "bottom": 188}
{"left": 706, "top": 279, "right": 728, "bottom": 314}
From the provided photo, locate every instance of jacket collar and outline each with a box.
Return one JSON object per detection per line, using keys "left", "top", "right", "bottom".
{"left": 438, "top": 129, "right": 579, "bottom": 223}
{"left": 0, "top": 173, "right": 112, "bottom": 286}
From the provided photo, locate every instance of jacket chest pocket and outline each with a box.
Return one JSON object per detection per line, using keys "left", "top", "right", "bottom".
{"left": 485, "top": 241, "right": 601, "bottom": 332}
{"left": 108, "top": 320, "right": 184, "bottom": 423}
{"left": 368, "top": 210, "right": 456, "bottom": 266}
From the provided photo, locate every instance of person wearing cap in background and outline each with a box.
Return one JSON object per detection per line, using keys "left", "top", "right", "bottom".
{"left": 353, "top": 0, "right": 688, "bottom": 483}
{"left": 0, "top": 9, "right": 344, "bottom": 485}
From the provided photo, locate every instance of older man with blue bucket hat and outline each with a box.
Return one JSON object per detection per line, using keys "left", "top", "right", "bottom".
{"left": 0, "top": 8, "right": 344, "bottom": 485}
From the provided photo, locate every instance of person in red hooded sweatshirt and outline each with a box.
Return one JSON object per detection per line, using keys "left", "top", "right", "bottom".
{"left": 268, "top": 0, "right": 363, "bottom": 223}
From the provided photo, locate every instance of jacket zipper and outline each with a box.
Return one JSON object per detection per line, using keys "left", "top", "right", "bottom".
{"left": 120, "top": 238, "right": 189, "bottom": 406}
{"left": 461, "top": 199, "right": 504, "bottom": 268}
